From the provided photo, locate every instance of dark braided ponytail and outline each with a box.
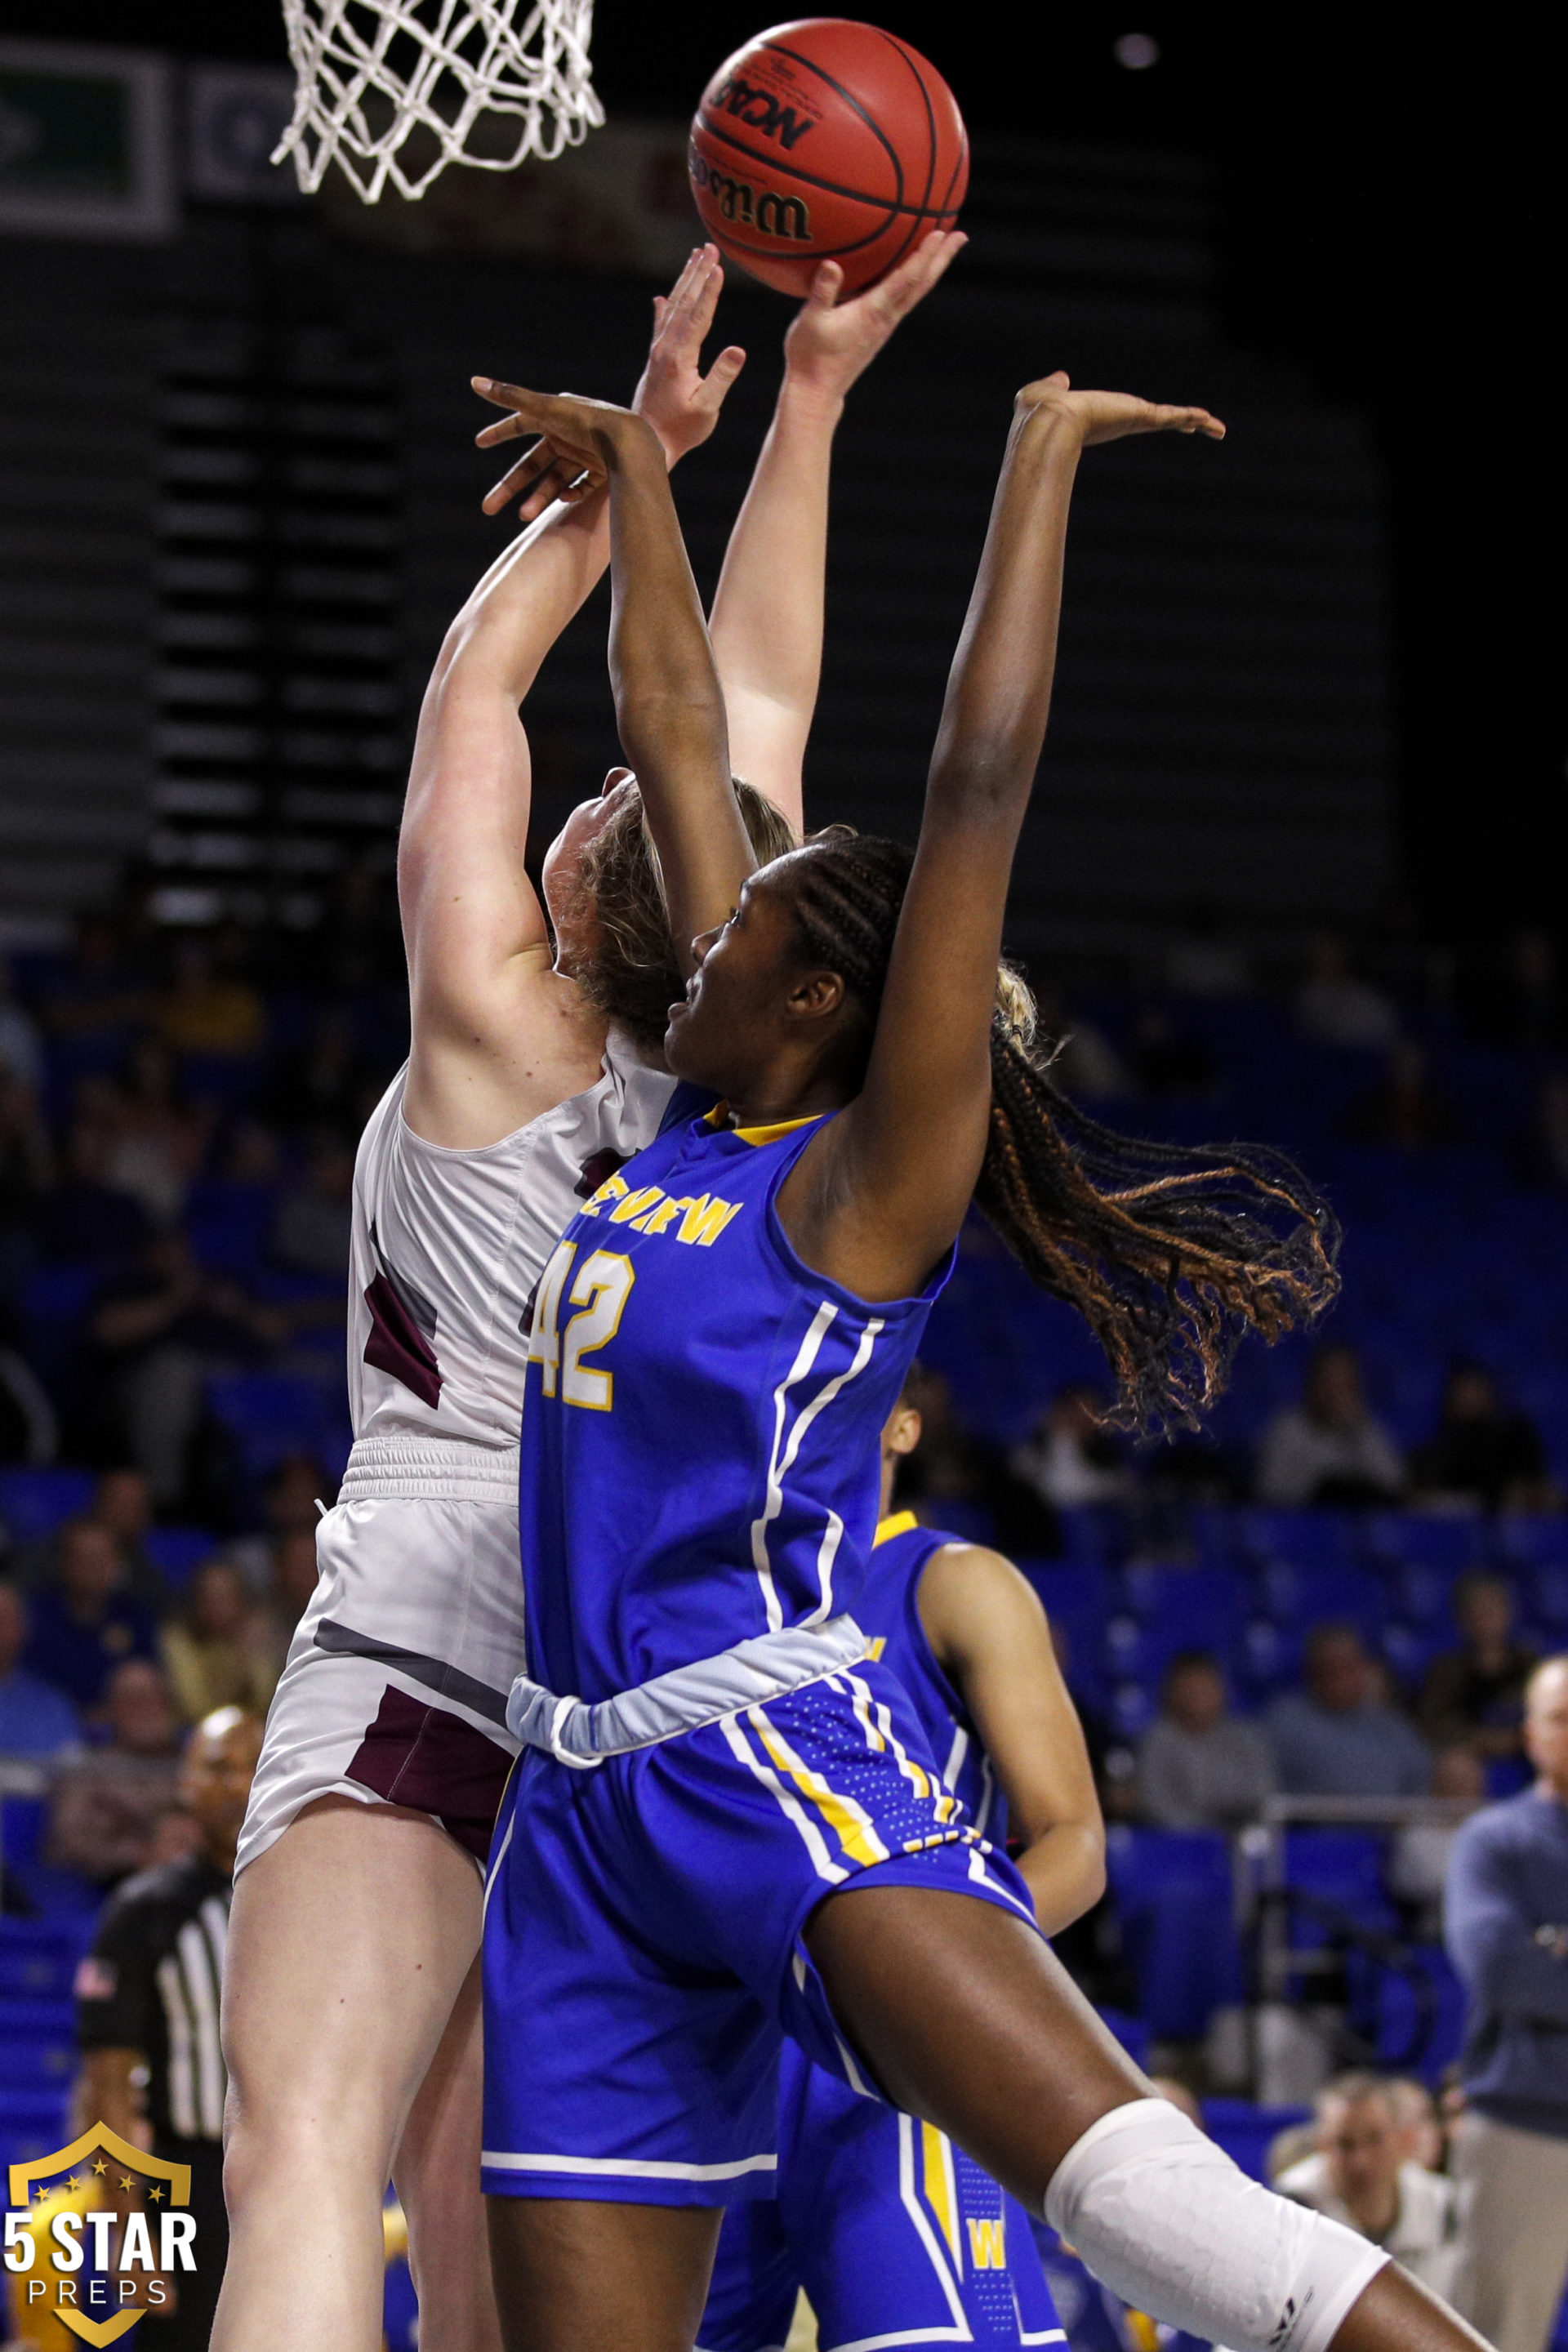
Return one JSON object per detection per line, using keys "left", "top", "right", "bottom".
{"left": 783, "top": 831, "right": 1341, "bottom": 1436}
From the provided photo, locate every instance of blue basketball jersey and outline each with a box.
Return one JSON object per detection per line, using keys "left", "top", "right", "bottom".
{"left": 858, "top": 1510, "right": 1006, "bottom": 1842}
{"left": 518, "top": 1107, "right": 951, "bottom": 1704}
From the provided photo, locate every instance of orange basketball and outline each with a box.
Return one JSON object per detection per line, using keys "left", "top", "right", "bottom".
{"left": 688, "top": 18, "right": 969, "bottom": 297}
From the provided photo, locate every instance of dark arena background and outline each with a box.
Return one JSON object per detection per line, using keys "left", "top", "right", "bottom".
{"left": 0, "top": 7, "right": 1561, "bottom": 2349}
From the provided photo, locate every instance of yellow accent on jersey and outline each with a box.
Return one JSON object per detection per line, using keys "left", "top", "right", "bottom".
{"left": 967, "top": 2216, "right": 1008, "bottom": 2270}
{"left": 921, "top": 2122, "right": 961, "bottom": 2264}
{"left": 560, "top": 1252, "right": 635, "bottom": 1411}
{"left": 843, "top": 1669, "right": 933, "bottom": 1802}
{"left": 865, "top": 1636, "right": 887, "bottom": 1661}
{"left": 676, "top": 1193, "right": 744, "bottom": 1247}
{"left": 579, "top": 1173, "right": 630, "bottom": 1216}
{"left": 746, "top": 1707, "right": 889, "bottom": 1868}
{"left": 608, "top": 1185, "right": 665, "bottom": 1225}
{"left": 733, "top": 1114, "right": 822, "bottom": 1145}
{"left": 873, "top": 1510, "right": 920, "bottom": 1546}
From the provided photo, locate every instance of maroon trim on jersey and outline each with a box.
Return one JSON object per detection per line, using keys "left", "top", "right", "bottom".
{"left": 363, "top": 1269, "right": 442, "bottom": 1408}
{"left": 575, "top": 1146, "right": 627, "bottom": 1199}
{"left": 345, "top": 1684, "right": 511, "bottom": 1861}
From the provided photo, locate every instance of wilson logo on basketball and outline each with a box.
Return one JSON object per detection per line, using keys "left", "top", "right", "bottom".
{"left": 709, "top": 75, "right": 817, "bottom": 151}
{"left": 688, "top": 149, "right": 812, "bottom": 243}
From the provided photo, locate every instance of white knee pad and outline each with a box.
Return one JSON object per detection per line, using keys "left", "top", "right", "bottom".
{"left": 1045, "top": 2099, "right": 1388, "bottom": 2352}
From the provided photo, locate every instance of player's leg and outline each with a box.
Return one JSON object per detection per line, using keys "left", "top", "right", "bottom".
{"left": 488, "top": 2198, "right": 723, "bottom": 2352}
{"left": 393, "top": 1949, "right": 504, "bottom": 2352}
{"left": 214, "top": 1796, "right": 483, "bottom": 2352}
{"left": 804, "top": 1885, "right": 1490, "bottom": 2352}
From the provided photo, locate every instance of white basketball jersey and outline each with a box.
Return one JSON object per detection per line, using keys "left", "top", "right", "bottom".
{"left": 347, "top": 1036, "right": 676, "bottom": 1454}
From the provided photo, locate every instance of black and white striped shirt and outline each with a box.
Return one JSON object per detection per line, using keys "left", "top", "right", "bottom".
{"left": 76, "top": 1855, "right": 229, "bottom": 2141}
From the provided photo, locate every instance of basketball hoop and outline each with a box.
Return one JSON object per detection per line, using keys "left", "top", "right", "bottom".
{"left": 271, "top": 0, "right": 604, "bottom": 203}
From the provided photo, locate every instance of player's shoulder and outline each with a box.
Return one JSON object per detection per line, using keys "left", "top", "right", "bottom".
{"left": 915, "top": 1538, "right": 1048, "bottom": 1654}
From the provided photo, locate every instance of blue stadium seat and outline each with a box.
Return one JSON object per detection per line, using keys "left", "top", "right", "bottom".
{"left": 1374, "top": 1943, "right": 1467, "bottom": 2085}
{"left": 1360, "top": 1514, "right": 1485, "bottom": 1575}
{"left": 0, "top": 1920, "right": 94, "bottom": 2002}
{"left": 0, "top": 2032, "right": 75, "bottom": 2091}
{"left": 1104, "top": 1827, "right": 1243, "bottom": 2038}
{"left": 1055, "top": 1505, "right": 1127, "bottom": 1567}
{"left": 142, "top": 1525, "right": 219, "bottom": 1589}
{"left": 184, "top": 1177, "right": 275, "bottom": 1278}
{"left": 206, "top": 1371, "right": 328, "bottom": 1477}
{"left": 1255, "top": 1561, "right": 1385, "bottom": 1638}
{"left": 1380, "top": 1621, "right": 1453, "bottom": 1693}
{"left": 1107, "top": 1681, "right": 1156, "bottom": 1740}
{"left": 1233, "top": 1616, "right": 1303, "bottom": 1699}
{"left": 0, "top": 1464, "right": 95, "bottom": 1544}
{"left": 1527, "top": 1567, "right": 1568, "bottom": 1630}
{"left": 1233, "top": 1509, "right": 1353, "bottom": 1570}
{"left": 1494, "top": 1517, "right": 1568, "bottom": 1574}
{"left": 1386, "top": 1559, "right": 1470, "bottom": 1628}
{"left": 1282, "top": 1829, "right": 1397, "bottom": 1950}
{"left": 1120, "top": 1562, "right": 1251, "bottom": 1643}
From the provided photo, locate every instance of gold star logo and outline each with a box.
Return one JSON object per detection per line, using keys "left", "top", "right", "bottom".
{"left": 147, "top": 2185, "right": 164, "bottom": 2203}
{"left": 65, "top": 2175, "right": 81, "bottom": 2191}
{"left": 93, "top": 2158, "right": 108, "bottom": 2176}
{"left": 33, "top": 2185, "right": 49, "bottom": 2203}
{"left": 119, "top": 2175, "right": 135, "bottom": 2192}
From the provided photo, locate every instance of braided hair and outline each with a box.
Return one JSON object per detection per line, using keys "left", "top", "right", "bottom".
{"left": 782, "top": 830, "right": 1341, "bottom": 1435}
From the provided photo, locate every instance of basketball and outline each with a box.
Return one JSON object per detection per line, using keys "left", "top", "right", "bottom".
{"left": 688, "top": 18, "right": 969, "bottom": 297}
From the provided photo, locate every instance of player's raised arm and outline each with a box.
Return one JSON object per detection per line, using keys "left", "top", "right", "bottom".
{"left": 918, "top": 1544, "right": 1105, "bottom": 1936}
{"left": 400, "top": 250, "right": 744, "bottom": 1145}
{"left": 473, "top": 389, "right": 755, "bottom": 970}
{"left": 708, "top": 231, "right": 965, "bottom": 832}
{"left": 783, "top": 377, "right": 1223, "bottom": 1302}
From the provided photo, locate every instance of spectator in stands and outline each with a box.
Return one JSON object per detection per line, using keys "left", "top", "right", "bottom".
{"left": 1255, "top": 1343, "right": 1405, "bottom": 1507}
{"left": 1339, "top": 1041, "right": 1461, "bottom": 1149}
{"left": 46, "top": 1657, "right": 183, "bottom": 1882}
{"left": 272, "top": 1130, "right": 355, "bottom": 1279}
{"left": 1470, "top": 929, "right": 1566, "bottom": 1054}
{"left": 894, "top": 1365, "right": 1058, "bottom": 1556}
{"left": 1390, "top": 1745, "right": 1487, "bottom": 1937}
{"left": 160, "top": 1558, "right": 281, "bottom": 1723}
{"left": 1445, "top": 1655, "right": 1568, "bottom": 2352}
{"left": 264, "top": 1527, "right": 320, "bottom": 1646}
{"left": 1419, "top": 1575, "right": 1539, "bottom": 1760}
{"left": 23, "top": 1516, "right": 158, "bottom": 1713}
{"left": 0, "top": 1065, "right": 52, "bottom": 1295}
{"left": 0, "top": 1582, "right": 82, "bottom": 1755}
{"left": 77, "top": 1704, "right": 264, "bottom": 2351}
{"left": 1410, "top": 1366, "right": 1555, "bottom": 1513}
{"left": 102, "top": 1034, "right": 210, "bottom": 1226}
{"left": 1388, "top": 2077, "right": 1446, "bottom": 2174}
{"left": 1010, "top": 1383, "right": 1130, "bottom": 1510}
{"left": 0, "top": 954, "right": 43, "bottom": 1092}
{"left": 1162, "top": 904, "right": 1251, "bottom": 1000}
{"left": 1135, "top": 1650, "right": 1276, "bottom": 1829}
{"left": 0, "top": 1330, "right": 56, "bottom": 1465}
{"left": 222, "top": 1450, "right": 332, "bottom": 1597}
{"left": 1032, "top": 984, "right": 1132, "bottom": 1102}
{"left": 1275, "top": 2072, "right": 1463, "bottom": 2301}
{"left": 1266, "top": 1624, "right": 1431, "bottom": 1798}
{"left": 262, "top": 1004, "right": 365, "bottom": 1133}
{"left": 38, "top": 1106, "right": 149, "bottom": 1266}
{"left": 89, "top": 1230, "right": 287, "bottom": 1506}
{"left": 1294, "top": 933, "right": 1401, "bottom": 1052}
{"left": 154, "top": 933, "right": 265, "bottom": 1058}
{"left": 33, "top": 911, "right": 149, "bottom": 1055}
{"left": 1129, "top": 1005, "right": 1218, "bottom": 1098}
{"left": 1513, "top": 1068, "right": 1568, "bottom": 1191}
{"left": 11, "top": 1465, "right": 167, "bottom": 1614}
{"left": 145, "top": 1799, "right": 203, "bottom": 1869}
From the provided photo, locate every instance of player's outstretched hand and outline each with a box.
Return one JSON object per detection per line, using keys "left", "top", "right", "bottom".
{"left": 783, "top": 228, "right": 966, "bottom": 403}
{"left": 472, "top": 383, "right": 657, "bottom": 515}
{"left": 1016, "top": 371, "right": 1226, "bottom": 446}
{"left": 474, "top": 247, "right": 745, "bottom": 521}
{"left": 633, "top": 243, "right": 746, "bottom": 461}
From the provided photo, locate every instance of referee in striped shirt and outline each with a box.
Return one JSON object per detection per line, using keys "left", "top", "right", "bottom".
{"left": 76, "top": 1704, "right": 263, "bottom": 2351}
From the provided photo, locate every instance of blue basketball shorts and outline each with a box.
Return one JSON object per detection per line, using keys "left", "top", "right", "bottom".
{"left": 480, "top": 1659, "right": 1036, "bottom": 2206}
{"left": 701, "top": 2038, "right": 1067, "bottom": 2352}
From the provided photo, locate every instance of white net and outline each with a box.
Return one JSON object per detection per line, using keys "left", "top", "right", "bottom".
{"left": 271, "top": 0, "right": 603, "bottom": 203}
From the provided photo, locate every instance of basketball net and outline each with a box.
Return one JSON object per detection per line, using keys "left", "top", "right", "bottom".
{"left": 271, "top": 0, "right": 604, "bottom": 203}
